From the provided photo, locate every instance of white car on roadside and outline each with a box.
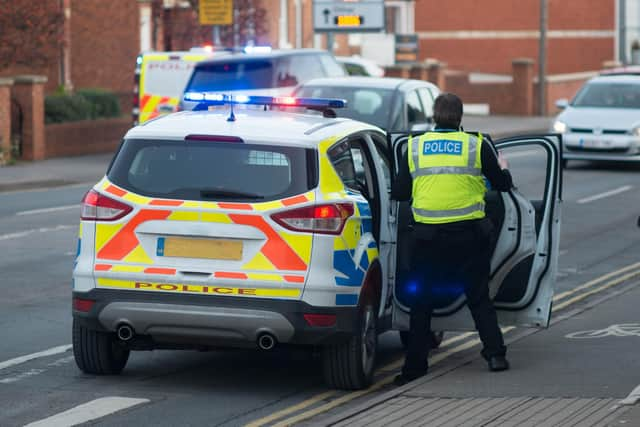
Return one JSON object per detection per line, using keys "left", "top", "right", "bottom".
{"left": 553, "top": 71, "right": 640, "bottom": 167}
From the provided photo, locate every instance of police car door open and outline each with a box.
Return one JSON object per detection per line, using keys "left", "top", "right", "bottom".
{"left": 389, "top": 134, "right": 562, "bottom": 331}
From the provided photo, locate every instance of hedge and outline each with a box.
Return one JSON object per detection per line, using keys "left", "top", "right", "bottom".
{"left": 45, "top": 88, "right": 121, "bottom": 124}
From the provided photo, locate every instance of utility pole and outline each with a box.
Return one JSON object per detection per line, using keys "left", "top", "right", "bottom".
{"left": 619, "top": 0, "right": 627, "bottom": 64}
{"left": 538, "top": 0, "right": 547, "bottom": 116}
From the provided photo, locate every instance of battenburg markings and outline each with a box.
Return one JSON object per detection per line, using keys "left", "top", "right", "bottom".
{"left": 423, "top": 140, "right": 463, "bottom": 155}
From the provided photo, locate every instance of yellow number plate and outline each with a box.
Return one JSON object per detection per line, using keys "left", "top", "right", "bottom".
{"left": 159, "top": 237, "right": 242, "bottom": 260}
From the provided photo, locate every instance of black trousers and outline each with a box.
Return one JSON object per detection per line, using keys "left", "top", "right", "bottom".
{"left": 401, "top": 218, "right": 506, "bottom": 378}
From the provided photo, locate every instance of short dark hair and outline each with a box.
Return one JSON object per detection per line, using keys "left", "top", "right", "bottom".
{"left": 433, "top": 93, "right": 463, "bottom": 129}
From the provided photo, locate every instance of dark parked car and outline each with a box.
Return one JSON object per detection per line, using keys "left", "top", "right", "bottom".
{"left": 293, "top": 76, "right": 440, "bottom": 132}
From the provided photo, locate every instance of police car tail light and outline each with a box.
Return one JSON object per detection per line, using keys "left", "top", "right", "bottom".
{"left": 81, "top": 189, "right": 133, "bottom": 221}
{"left": 271, "top": 203, "right": 354, "bottom": 235}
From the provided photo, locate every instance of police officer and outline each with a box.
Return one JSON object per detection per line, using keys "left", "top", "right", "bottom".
{"left": 392, "top": 93, "right": 512, "bottom": 385}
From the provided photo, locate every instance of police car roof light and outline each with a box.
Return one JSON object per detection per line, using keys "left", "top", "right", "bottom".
{"left": 243, "top": 45, "right": 272, "bottom": 54}
{"left": 184, "top": 93, "right": 347, "bottom": 110}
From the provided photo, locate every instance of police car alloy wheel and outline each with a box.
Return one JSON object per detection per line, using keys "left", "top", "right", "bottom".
{"left": 72, "top": 320, "right": 130, "bottom": 375}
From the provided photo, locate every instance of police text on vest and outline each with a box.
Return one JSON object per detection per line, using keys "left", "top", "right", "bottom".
{"left": 423, "top": 140, "right": 463, "bottom": 155}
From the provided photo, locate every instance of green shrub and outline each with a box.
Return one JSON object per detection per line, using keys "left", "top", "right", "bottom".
{"left": 76, "top": 88, "right": 121, "bottom": 119}
{"left": 45, "top": 88, "right": 121, "bottom": 124}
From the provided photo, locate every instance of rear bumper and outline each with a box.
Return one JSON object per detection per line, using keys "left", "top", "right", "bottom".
{"left": 72, "top": 289, "right": 359, "bottom": 349}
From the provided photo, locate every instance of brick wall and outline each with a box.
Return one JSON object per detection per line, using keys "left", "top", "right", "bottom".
{"left": 44, "top": 117, "right": 131, "bottom": 158}
{"left": 70, "top": 0, "right": 140, "bottom": 106}
{"left": 415, "top": 0, "right": 615, "bottom": 75}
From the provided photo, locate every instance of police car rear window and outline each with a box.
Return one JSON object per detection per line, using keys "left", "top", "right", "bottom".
{"left": 108, "top": 139, "right": 317, "bottom": 202}
{"left": 186, "top": 60, "right": 275, "bottom": 92}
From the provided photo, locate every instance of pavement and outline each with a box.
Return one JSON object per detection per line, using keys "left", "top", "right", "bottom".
{"left": 0, "top": 115, "right": 555, "bottom": 193}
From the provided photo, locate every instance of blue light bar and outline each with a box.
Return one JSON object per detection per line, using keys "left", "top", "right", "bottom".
{"left": 184, "top": 93, "right": 347, "bottom": 109}
{"left": 243, "top": 45, "right": 272, "bottom": 54}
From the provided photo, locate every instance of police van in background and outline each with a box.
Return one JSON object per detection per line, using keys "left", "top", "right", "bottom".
{"left": 179, "top": 47, "right": 347, "bottom": 111}
{"left": 133, "top": 48, "right": 225, "bottom": 125}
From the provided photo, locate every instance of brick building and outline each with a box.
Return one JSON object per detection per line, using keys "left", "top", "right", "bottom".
{"left": 413, "top": 0, "right": 616, "bottom": 75}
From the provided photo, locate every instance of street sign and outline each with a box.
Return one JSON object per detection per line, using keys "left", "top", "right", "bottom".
{"left": 313, "top": 0, "right": 385, "bottom": 33}
{"left": 199, "top": 0, "right": 233, "bottom": 26}
{"left": 395, "top": 34, "right": 419, "bottom": 63}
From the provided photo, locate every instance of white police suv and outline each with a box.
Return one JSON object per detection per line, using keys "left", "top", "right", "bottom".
{"left": 72, "top": 94, "right": 562, "bottom": 389}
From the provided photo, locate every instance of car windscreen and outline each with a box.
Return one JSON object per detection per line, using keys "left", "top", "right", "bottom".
{"left": 186, "top": 60, "right": 275, "bottom": 92}
{"left": 107, "top": 139, "right": 317, "bottom": 202}
{"left": 295, "top": 85, "right": 394, "bottom": 129}
{"left": 572, "top": 82, "right": 640, "bottom": 108}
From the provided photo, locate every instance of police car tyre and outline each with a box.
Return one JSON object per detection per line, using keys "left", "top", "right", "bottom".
{"left": 322, "top": 301, "right": 377, "bottom": 390}
{"left": 72, "top": 320, "right": 129, "bottom": 375}
{"left": 399, "top": 330, "right": 444, "bottom": 350}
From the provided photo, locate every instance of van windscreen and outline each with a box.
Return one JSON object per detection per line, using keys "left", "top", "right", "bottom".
{"left": 186, "top": 60, "right": 274, "bottom": 92}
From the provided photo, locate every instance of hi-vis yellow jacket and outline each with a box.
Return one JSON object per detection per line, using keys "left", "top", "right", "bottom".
{"left": 408, "top": 131, "right": 486, "bottom": 224}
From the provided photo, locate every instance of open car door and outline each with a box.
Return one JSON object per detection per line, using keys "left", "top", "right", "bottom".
{"left": 390, "top": 133, "right": 563, "bottom": 331}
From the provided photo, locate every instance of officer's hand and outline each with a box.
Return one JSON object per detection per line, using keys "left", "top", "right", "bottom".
{"left": 498, "top": 152, "right": 508, "bottom": 170}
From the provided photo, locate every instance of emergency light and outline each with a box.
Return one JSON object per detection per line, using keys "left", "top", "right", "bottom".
{"left": 183, "top": 93, "right": 347, "bottom": 110}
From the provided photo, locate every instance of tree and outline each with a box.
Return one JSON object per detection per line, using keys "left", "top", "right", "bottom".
{"left": 0, "top": 0, "right": 64, "bottom": 70}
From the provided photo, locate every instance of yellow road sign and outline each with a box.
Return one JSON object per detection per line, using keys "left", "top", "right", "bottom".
{"left": 199, "top": 0, "right": 233, "bottom": 26}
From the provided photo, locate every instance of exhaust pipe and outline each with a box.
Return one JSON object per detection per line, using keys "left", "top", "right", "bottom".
{"left": 116, "top": 324, "right": 134, "bottom": 341}
{"left": 257, "top": 332, "right": 276, "bottom": 350}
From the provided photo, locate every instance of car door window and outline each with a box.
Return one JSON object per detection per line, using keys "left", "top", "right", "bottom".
{"left": 328, "top": 138, "right": 374, "bottom": 199}
{"left": 406, "top": 90, "right": 427, "bottom": 127}
{"left": 418, "top": 88, "right": 435, "bottom": 118}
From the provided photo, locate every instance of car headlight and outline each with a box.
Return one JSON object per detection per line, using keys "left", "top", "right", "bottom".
{"left": 632, "top": 127, "right": 640, "bottom": 137}
{"left": 553, "top": 120, "right": 567, "bottom": 133}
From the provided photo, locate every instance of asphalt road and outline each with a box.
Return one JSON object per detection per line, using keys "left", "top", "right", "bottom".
{"left": 0, "top": 148, "right": 639, "bottom": 426}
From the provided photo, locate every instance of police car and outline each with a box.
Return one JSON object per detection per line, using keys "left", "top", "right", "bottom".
{"left": 72, "top": 94, "right": 563, "bottom": 390}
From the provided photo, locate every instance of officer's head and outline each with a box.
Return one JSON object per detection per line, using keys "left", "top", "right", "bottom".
{"left": 433, "top": 93, "right": 463, "bottom": 130}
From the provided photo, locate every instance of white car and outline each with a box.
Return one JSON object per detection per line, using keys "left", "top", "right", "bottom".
{"left": 336, "top": 55, "right": 385, "bottom": 77}
{"left": 553, "top": 72, "right": 640, "bottom": 167}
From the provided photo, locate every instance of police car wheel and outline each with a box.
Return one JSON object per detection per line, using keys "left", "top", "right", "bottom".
{"left": 399, "top": 330, "right": 444, "bottom": 350}
{"left": 322, "top": 302, "right": 377, "bottom": 390}
{"left": 72, "top": 320, "right": 129, "bottom": 375}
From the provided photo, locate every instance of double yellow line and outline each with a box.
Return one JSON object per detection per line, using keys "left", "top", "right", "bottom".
{"left": 246, "top": 261, "right": 640, "bottom": 427}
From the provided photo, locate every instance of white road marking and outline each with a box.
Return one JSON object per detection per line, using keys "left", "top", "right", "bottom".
{"left": 16, "top": 204, "right": 78, "bottom": 216}
{"left": 24, "top": 397, "right": 150, "bottom": 427}
{"left": 0, "top": 369, "right": 46, "bottom": 384}
{"left": 565, "top": 323, "right": 640, "bottom": 339}
{"left": 0, "top": 344, "right": 71, "bottom": 371}
{"left": 577, "top": 185, "right": 633, "bottom": 204}
{"left": 0, "top": 225, "right": 76, "bottom": 241}
{"left": 620, "top": 384, "right": 640, "bottom": 405}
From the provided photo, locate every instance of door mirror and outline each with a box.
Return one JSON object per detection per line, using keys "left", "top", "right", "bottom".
{"left": 555, "top": 99, "right": 569, "bottom": 110}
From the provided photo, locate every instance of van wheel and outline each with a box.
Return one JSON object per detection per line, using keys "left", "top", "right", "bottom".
{"left": 399, "top": 330, "right": 444, "bottom": 350}
{"left": 322, "top": 303, "right": 377, "bottom": 390}
{"left": 73, "top": 320, "right": 129, "bottom": 375}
